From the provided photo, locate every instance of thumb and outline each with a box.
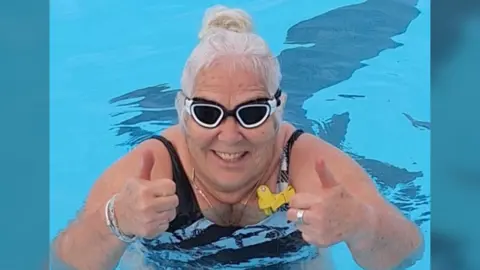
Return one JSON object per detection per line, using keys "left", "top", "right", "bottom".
{"left": 137, "top": 149, "right": 155, "bottom": 181}
{"left": 315, "top": 159, "right": 338, "bottom": 189}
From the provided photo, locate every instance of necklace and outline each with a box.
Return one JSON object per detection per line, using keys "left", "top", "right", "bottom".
{"left": 190, "top": 168, "right": 261, "bottom": 226}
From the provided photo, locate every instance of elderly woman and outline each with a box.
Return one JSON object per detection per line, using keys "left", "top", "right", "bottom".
{"left": 53, "top": 5, "right": 423, "bottom": 270}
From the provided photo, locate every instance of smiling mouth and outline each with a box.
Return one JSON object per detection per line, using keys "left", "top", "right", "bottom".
{"left": 212, "top": 150, "right": 248, "bottom": 162}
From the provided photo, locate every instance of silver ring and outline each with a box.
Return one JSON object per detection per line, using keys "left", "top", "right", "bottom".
{"left": 296, "top": 209, "right": 305, "bottom": 225}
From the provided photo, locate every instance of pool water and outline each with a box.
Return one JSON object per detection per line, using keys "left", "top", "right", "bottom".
{"left": 50, "top": 0, "right": 431, "bottom": 269}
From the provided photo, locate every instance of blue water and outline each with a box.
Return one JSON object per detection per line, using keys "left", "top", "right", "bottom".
{"left": 50, "top": 0, "right": 431, "bottom": 269}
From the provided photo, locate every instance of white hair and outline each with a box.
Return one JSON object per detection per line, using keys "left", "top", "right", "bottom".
{"left": 175, "top": 5, "right": 284, "bottom": 126}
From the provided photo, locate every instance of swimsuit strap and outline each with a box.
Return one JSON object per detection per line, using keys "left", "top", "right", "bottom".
{"left": 150, "top": 135, "right": 203, "bottom": 231}
{"left": 277, "top": 129, "right": 304, "bottom": 192}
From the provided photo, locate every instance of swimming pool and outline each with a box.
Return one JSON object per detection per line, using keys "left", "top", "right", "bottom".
{"left": 50, "top": 0, "right": 431, "bottom": 269}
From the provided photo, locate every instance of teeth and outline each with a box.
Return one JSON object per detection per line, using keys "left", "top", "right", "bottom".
{"left": 215, "top": 151, "right": 244, "bottom": 161}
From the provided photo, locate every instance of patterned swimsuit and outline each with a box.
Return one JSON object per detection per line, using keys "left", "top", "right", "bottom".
{"left": 124, "top": 129, "right": 320, "bottom": 269}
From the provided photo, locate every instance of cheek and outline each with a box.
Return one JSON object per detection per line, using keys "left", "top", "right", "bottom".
{"left": 185, "top": 119, "right": 215, "bottom": 149}
{"left": 242, "top": 122, "right": 278, "bottom": 165}
{"left": 244, "top": 119, "right": 277, "bottom": 144}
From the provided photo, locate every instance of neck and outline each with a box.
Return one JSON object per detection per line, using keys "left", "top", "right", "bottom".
{"left": 198, "top": 175, "right": 259, "bottom": 205}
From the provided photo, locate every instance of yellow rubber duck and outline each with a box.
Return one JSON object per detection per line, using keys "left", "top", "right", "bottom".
{"left": 257, "top": 184, "right": 296, "bottom": 216}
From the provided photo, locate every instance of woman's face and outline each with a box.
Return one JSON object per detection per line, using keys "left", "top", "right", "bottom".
{"left": 184, "top": 59, "right": 280, "bottom": 193}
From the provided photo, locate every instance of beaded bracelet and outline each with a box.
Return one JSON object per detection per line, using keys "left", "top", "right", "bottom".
{"left": 105, "top": 194, "right": 137, "bottom": 243}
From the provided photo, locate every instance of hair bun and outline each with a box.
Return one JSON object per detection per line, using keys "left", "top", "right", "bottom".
{"left": 198, "top": 5, "right": 254, "bottom": 39}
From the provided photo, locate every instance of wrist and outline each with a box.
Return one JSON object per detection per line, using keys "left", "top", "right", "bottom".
{"left": 105, "top": 194, "right": 137, "bottom": 243}
{"left": 347, "top": 202, "right": 378, "bottom": 251}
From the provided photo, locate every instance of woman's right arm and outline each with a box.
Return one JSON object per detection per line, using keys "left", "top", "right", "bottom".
{"left": 51, "top": 200, "right": 129, "bottom": 270}
{"left": 51, "top": 140, "right": 175, "bottom": 270}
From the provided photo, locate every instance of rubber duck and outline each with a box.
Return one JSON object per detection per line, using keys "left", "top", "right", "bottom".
{"left": 257, "top": 184, "right": 296, "bottom": 216}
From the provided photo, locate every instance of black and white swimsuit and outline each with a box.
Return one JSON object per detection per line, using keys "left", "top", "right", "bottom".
{"left": 126, "top": 129, "right": 320, "bottom": 269}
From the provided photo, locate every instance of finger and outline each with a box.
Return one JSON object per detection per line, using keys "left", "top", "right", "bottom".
{"left": 137, "top": 149, "right": 155, "bottom": 181}
{"left": 296, "top": 225, "right": 332, "bottom": 248}
{"left": 300, "top": 231, "right": 318, "bottom": 246}
{"left": 149, "top": 179, "right": 176, "bottom": 197}
{"left": 315, "top": 159, "right": 338, "bottom": 189}
{"left": 286, "top": 208, "right": 311, "bottom": 225}
{"left": 143, "top": 223, "right": 169, "bottom": 239}
{"left": 297, "top": 224, "right": 320, "bottom": 242}
{"left": 289, "top": 193, "right": 320, "bottom": 209}
{"left": 152, "top": 195, "right": 179, "bottom": 212}
{"left": 286, "top": 208, "right": 297, "bottom": 223}
{"left": 148, "top": 208, "right": 177, "bottom": 225}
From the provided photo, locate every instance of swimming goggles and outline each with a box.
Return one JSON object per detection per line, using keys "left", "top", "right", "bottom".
{"left": 184, "top": 89, "right": 282, "bottom": 129}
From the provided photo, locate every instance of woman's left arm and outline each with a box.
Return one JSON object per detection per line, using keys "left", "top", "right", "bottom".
{"left": 346, "top": 200, "right": 425, "bottom": 270}
{"left": 288, "top": 133, "right": 424, "bottom": 270}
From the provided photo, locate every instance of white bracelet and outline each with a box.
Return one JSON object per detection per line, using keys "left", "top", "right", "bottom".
{"left": 105, "top": 194, "right": 137, "bottom": 243}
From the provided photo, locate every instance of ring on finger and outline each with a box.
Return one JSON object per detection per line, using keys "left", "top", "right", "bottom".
{"left": 296, "top": 209, "right": 306, "bottom": 225}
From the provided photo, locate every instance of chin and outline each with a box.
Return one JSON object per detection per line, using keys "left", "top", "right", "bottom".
{"left": 207, "top": 166, "right": 251, "bottom": 192}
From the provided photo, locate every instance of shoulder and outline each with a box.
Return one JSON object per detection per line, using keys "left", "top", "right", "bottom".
{"left": 288, "top": 130, "right": 379, "bottom": 198}
{"left": 125, "top": 126, "right": 181, "bottom": 176}
{"left": 105, "top": 125, "right": 185, "bottom": 180}
{"left": 290, "top": 131, "right": 345, "bottom": 165}
{"left": 83, "top": 127, "right": 181, "bottom": 214}
{"left": 279, "top": 122, "right": 297, "bottom": 145}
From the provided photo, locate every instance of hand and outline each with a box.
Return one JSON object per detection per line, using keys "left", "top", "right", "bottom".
{"left": 114, "top": 149, "right": 179, "bottom": 239}
{"left": 287, "top": 159, "right": 374, "bottom": 247}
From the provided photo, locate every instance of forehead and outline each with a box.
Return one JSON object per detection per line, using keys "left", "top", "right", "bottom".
{"left": 193, "top": 58, "right": 268, "bottom": 100}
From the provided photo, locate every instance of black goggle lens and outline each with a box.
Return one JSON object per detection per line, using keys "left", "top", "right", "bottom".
{"left": 192, "top": 105, "right": 222, "bottom": 125}
{"left": 237, "top": 105, "right": 268, "bottom": 125}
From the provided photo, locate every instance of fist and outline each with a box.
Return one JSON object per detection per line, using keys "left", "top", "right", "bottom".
{"left": 287, "top": 159, "right": 372, "bottom": 247}
{"left": 115, "top": 149, "right": 179, "bottom": 239}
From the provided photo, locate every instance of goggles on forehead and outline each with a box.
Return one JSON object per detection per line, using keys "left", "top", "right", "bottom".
{"left": 184, "top": 89, "right": 282, "bottom": 129}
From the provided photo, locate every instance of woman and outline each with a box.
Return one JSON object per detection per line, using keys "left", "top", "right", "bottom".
{"left": 53, "top": 5, "right": 423, "bottom": 270}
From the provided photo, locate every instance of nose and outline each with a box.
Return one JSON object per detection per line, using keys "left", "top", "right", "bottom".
{"left": 217, "top": 116, "right": 243, "bottom": 143}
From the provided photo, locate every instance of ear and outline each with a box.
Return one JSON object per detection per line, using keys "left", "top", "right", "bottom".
{"left": 174, "top": 91, "right": 185, "bottom": 114}
{"left": 280, "top": 92, "right": 287, "bottom": 108}
{"left": 175, "top": 90, "right": 189, "bottom": 130}
{"left": 275, "top": 92, "right": 287, "bottom": 120}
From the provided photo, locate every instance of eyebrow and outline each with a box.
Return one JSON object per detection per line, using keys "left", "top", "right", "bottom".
{"left": 193, "top": 94, "right": 270, "bottom": 103}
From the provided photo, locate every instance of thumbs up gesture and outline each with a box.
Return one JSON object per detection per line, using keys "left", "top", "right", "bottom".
{"left": 114, "top": 150, "right": 179, "bottom": 239}
{"left": 287, "top": 159, "right": 374, "bottom": 247}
